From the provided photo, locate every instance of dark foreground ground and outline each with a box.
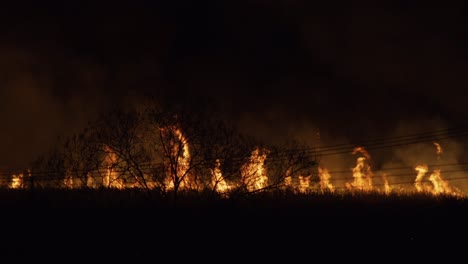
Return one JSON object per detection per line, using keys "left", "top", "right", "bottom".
{"left": 0, "top": 188, "right": 466, "bottom": 261}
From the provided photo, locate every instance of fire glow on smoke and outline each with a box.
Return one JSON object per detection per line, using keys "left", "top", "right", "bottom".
{"left": 3, "top": 126, "right": 465, "bottom": 198}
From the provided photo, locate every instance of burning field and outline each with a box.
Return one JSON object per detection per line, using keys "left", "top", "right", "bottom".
{"left": 1, "top": 103, "right": 468, "bottom": 207}
{"left": 1, "top": 106, "right": 467, "bottom": 259}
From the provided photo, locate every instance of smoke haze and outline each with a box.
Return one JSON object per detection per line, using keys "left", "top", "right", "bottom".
{"left": 2, "top": 1, "right": 468, "bottom": 186}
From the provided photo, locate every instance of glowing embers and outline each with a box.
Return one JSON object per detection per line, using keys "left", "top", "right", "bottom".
{"left": 241, "top": 148, "right": 269, "bottom": 192}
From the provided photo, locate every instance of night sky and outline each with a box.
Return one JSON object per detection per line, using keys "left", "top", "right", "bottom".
{"left": 2, "top": 1, "right": 468, "bottom": 170}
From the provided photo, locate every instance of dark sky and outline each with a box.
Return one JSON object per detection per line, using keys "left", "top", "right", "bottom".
{"left": 2, "top": 0, "right": 468, "bottom": 169}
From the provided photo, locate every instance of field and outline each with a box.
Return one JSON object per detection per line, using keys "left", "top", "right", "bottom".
{"left": 0, "top": 188, "right": 466, "bottom": 261}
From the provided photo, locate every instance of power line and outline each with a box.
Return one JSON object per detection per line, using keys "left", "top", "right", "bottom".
{"left": 1, "top": 127, "right": 468, "bottom": 182}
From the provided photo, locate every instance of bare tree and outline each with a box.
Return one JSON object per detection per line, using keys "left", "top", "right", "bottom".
{"left": 264, "top": 140, "right": 319, "bottom": 193}
{"left": 229, "top": 139, "right": 318, "bottom": 196}
{"left": 93, "top": 108, "right": 154, "bottom": 192}
{"left": 149, "top": 107, "right": 210, "bottom": 205}
{"left": 62, "top": 128, "right": 102, "bottom": 189}
{"left": 29, "top": 147, "right": 66, "bottom": 189}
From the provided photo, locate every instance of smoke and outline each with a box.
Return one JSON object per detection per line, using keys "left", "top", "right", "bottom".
{"left": 0, "top": 46, "right": 108, "bottom": 170}
{"left": 365, "top": 119, "right": 468, "bottom": 193}
{"left": 1, "top": 1, "right": 468, "bottom": 192}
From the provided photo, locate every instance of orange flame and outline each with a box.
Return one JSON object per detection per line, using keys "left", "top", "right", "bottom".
{"left": 414, "top": 164, "right": 428, "bottom": 192}
{"left": 298, "top": 175, "right": 311, "bottom": 193}
{"left": 348, "top": 147, "right": 373, "bottom": 191}
{"left": 382, "top": 174, "right": 390, "bottom": 194}
{"left": 211, "top": 159, "right": 230, "bottom": 193}
{"left": 103, "top": 145, "right": 124, "bottom": 189}
{"left": 318, "top": 167, "right": 334, "bottom": 192}
{"left": 9, "top": 169, "right": 31, "bottom": 189}
{"left": 241, "top": 148, "right": 269, "bottom": 192}
{"left": 428, "top": 169, "right": 452, "bottom": 195}
{"left": 284, "top": 168, "right": 293, "bottom": 189}
{"left": 433, "top": 142, "right": 443, "bottom": 160}
{"left": 163, "top": 126, "right": 194, "bottom": 190}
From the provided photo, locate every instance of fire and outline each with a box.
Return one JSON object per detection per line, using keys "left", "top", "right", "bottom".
{"left": 10, "top": 173, "right": 23, "bottom": 189}
{"left": 163, "top": 126, "right": 194, "bottom": 190}
{"left": 412, "top": 142, "right": 461, "bottom": 195}
{"left": 211, "top": 159, "right": 230, "bottom": 193}
{"left": 318, "top": 167, "right": 334, "bottom": 192}
{"left": 10, "top": 173, "right": 24, "bottom": 189}
{"left": 428, "top": 169, "right": 452, "bottom": 195}
{"left": 86, "top": 172, "right": 97, "bottom": 188}
{"left": 347, "top": 147, "right": 373, "bottom": 191}
{"left": 352, "top": 146, "right": 371, "bottom": 159}
{"left": 103, "top": 145, "right": 124, "bottom": 189}
{"left": 298, "top": 175, "right": 310, "bottom": 193}
{"left": 414, "top": 166, "right": 455, "bottom": 195}
{"left": 284, "top": 176, "right": 292, "bottom": 188}
{"left": 241, "top": 148, "right": 269, "bottom": 192}
{"left": 63, "top": 175, "right": 74, "bottom": 189}
{"left": 64, "top": 169, "right": 74, "bottom": 189}
{"left": 382, "top": 174, "right": 390, "bottom": 194}
{"left": 3, "top": 122, "right": 466, "bottom": 199}
{"left": 434, "top": 142, "right": 443, "bottom": 160}
{"left": 174, "top": 127, "right": 191, "bottom": 187}
{"left": 10, "top": 169, "right": 31, "bottom": 189}
{"left": 414, "top": 164, "right": 428, "bottom": 192}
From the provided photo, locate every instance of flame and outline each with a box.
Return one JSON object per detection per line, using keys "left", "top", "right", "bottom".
{"left": 103, "top": 145, "right": 124, "bottom": 189}
{"left": 4, "top": 126, "right": 466, "bottom": 198}
{"left": 10, "top": 173, "right": 24, "bottom": 189}
{"left": 10, "top": 169, "right": 31, "bottom": 189}
{"left": 64, "top": 169, "right": 74, "bottom": 189}
{"left": 163, "top": 126, "right": 194, "bottom": 190}
{"left": 10, "top": 174, "right": 23, "bottom": 189}
{"left": 428, "top": 169, "right": 452, "bottom": 195}
{"left": 348, "top": 147, "right": 373, "bottom": 191}
{"left": 352, "top": 146, "right": 370, "bottom": 159}
{"left": 382, "top": 174, "right": 390, "bottom": 194}
{"left": 241, "top": 148, "right": 269, "bottom": 192}
{"left": 86, "top": 172, "right": 97, "bottom": 188}
{"left": 298, "top": 175, "right": 310, "bottom": 193}
{"left": 414, "top": 164, "right": 428, "bottom": 192}
{"left": 63, "top": 175, "right": 74, "bottom": 189}
{"left": 411, "top": 142, "right": 460, "bottom": 196}
{"left": 174, "top": 128, "right": 191, "bottom": 187}
{"left": 433, "top": 142, "right": 443, "bottom": 160}
{"left": 211, "top": 159, "right": 230, "bottom": 193}
{"left": 283, "top": 168, "right": 294, "bottom": 190}
{"left": 318, "top": 167, "right": 334, "bottom": 192}
{"left": 284, "top": 176, "right": 292, "bottom": 189}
